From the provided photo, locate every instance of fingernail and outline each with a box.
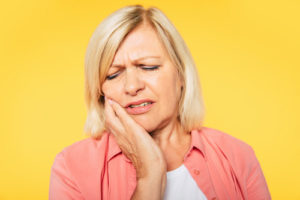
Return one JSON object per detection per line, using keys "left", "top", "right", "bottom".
{"left": 108, "top": 99, "right": 113, "bottom": 105}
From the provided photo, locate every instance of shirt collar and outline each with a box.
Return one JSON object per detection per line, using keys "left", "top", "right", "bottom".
{"left": 106, "top": 128, "right": 207, "bottom": 162}
{"left": 190, "top": 129, "right": 206, "bottom": 158}
{"left": 107, "top": 133, "right": 123, "bottom": 162}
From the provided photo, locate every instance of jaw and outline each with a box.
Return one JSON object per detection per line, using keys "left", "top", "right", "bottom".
{"left": 130, "top": 113, "right": 158, "bottom": 132}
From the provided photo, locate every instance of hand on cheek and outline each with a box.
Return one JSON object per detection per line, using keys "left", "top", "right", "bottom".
{"left": 104, "top": 97, "right": 166, "bottom": 178}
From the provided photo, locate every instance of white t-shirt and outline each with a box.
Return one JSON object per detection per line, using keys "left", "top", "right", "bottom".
{"left": 163, "top": 164, "right": 207, "bottom": 200}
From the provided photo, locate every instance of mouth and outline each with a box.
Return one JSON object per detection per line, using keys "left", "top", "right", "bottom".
{"left": 128, "top": 102, "right": 153, "bottom": 108}
{"left": 125, "top": 99, "right": 154, "bottom": 115}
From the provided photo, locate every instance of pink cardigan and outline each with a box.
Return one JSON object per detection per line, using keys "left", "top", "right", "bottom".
{"left": 49, "top": 127, "right": 271, "bottom": 200}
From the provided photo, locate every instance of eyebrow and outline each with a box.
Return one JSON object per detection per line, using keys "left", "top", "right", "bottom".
{"left": 111, "top": 56, "right": 161, "bottom": 68}
{"left": 133, "top": 56, "right": 161, "bottom": 62}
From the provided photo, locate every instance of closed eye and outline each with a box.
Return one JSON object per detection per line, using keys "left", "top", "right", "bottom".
{"left": 106, "top": 71, "right": 121, "bottom": 80}
{"left": 106, "top": 65, "right": 159, "bottom": 80}
{"left": 139, "top": 65, "right": 160, "bottom": 70}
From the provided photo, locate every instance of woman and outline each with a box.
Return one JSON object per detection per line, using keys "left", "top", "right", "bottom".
{"left": 49, "top": 5, "right": 271, "bottom": 200}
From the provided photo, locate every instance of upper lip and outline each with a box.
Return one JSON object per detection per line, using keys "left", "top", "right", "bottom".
{"left": 125, "top": 99, "right": 154, "bottom": 108}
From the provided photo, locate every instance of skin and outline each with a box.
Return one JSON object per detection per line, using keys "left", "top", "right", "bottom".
{"left": 102, "top": 22, "right": 191, "bottom": 199}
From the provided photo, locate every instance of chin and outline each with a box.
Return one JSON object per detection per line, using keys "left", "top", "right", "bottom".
{"left": 131, "top": 114, "right": 158, "bottom": 133}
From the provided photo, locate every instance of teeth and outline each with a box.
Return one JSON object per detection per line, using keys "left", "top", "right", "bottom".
{"left": 130, "top": 102, "right": 151, "bottom": 108}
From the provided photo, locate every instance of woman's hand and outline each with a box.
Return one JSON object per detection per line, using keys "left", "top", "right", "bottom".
{"left": 105, "top": 98, "right": 167, "bottom": 199}
{"left": 104, "top": 98, "right": 166, "bottom": 179}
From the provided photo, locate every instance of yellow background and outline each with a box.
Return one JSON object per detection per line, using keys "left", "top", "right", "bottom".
{"left": 0, "top": 0, "right": 299, "bottom": 199}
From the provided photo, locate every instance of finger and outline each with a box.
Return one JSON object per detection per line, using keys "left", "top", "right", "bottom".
{"left": 109, "top": 100, "right": 145, "bottom": 135}
{"left": 104, "top": 97, "right": 124, "bottom": 134}
{"left": 109, "top": 100, "right": 139, "bottom": 128}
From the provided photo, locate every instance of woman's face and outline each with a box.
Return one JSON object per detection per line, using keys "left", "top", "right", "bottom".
{"left": 102, "top": 24, "right": 182, "bottom": 132}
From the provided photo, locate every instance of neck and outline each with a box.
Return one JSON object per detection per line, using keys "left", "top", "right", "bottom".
{"left": 150, "top": 117, "right": 189, "bottom": 149}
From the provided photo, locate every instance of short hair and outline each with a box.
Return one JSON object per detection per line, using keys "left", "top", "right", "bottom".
{"left": 84, "top": 5, "right": 205, "bottom": 138}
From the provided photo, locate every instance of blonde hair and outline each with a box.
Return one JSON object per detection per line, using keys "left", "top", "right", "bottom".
{"left": 84, "top": 5, "right": 205, "bottom": 138}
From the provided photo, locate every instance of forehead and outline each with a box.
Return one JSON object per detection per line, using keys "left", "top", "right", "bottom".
{"left": 112, "top": 24, "right": 167, "bottom": 64}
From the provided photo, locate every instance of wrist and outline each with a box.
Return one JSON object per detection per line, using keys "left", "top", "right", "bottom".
{"left": 134, "top": 172, "right": 166, "bottom": 200}
{"left": 136, "top": 160, "right": 166, "bottom": 179}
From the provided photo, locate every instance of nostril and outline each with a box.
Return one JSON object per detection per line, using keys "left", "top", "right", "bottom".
{"left": 124, "top": 74, "right": 145, "bottom": 95}
{"left": 125, "top": 87, "right": 143, "bottom": 96}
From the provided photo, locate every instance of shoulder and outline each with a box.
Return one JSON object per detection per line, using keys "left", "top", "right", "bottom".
{"left": 198, "top": 127, "right": 271, "bottom": 198}
{"left": 59, "top": 135, "right": 105, "bottom": 158}
{"left": 200, "top": 127, "right": 253, "bottom": 151}
{"left": 199, "top": 127, "right": 257, "bottom": 165}
{"left": 51, "top": 132, "right": 111, "bottom": 175}
{"left": 50, "top": 134, "right": 112, "bottom": 199}
{"left": 195, "top": 127, "right": 271, "bottom": 198}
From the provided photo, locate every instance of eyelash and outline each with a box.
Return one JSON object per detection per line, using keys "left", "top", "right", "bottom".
{"left": 106, "top": 72, "right": 120, "bottom": 80}
{"left": 106, "top": 65, "right": 160, "bottom": 80}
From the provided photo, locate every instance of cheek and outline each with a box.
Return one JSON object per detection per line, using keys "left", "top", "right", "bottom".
{"left": 163, "top": 72, "right": 181, "bottom": 96}
{"left": 150, "top": 71, "right": 181, "bottom": 105}
{"left": 102, "top": 82, "right": 122, "bottom": 101}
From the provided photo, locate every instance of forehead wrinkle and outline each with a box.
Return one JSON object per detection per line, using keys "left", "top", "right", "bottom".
{"left": 128, "top": 52, "right": 162, "bottom": 64}
{"left": 113, "top": 50, "right": 160, "bottom": 66}
{"left": 112, "top": 25, "right": 165, "bottom": 66}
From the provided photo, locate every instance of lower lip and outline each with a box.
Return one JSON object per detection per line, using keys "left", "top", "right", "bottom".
{"left": 126, "top": 103, "right": 154, "bottom": 115}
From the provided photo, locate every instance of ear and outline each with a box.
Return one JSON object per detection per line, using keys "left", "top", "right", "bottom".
{"left": 99, "top": 95, "right": 105, "bottom": 104}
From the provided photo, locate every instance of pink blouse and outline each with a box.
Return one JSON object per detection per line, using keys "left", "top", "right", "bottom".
{"left": 49, "top": 127, "right": 271, "bottom": 200}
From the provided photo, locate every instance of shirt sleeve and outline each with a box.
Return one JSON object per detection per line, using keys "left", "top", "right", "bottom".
{"left": 49, "top": 151, "right": 84, "bottom": 200}
{"left": 246, "top": 147, "right": 272, "bottom": 200}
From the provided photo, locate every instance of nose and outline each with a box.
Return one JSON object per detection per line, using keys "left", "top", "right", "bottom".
{"left": 124, "top": 68, "right": 145, "bottom": 96}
